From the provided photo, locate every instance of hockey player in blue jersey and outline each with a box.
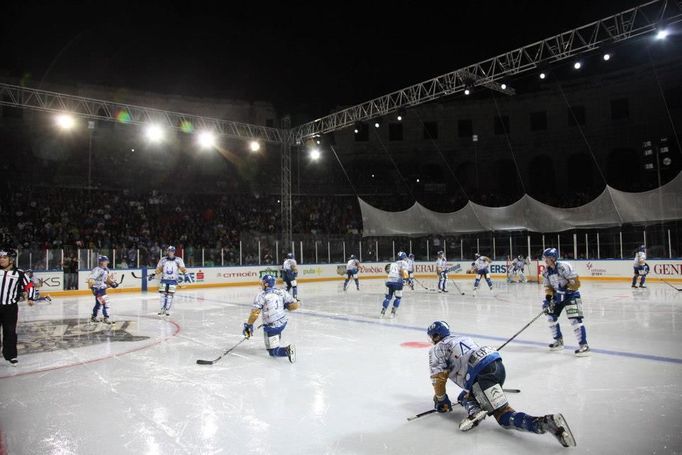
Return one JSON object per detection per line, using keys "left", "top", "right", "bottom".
{"left": 631, "top": 245, "right": 649, "bottom": 288}
{"left": 381, "top": 252, "right": 409, "bottom": 318}
{"left": 343, "top": 254, "right": 360, "bottom": 291}
{"left": 541, "top": 248, "right": 590, "bottom": 356}
{"left": 282, "top": 253, "right": 299, "bottom": 298}
{"left": 427, "top": 320, "right": 576, "bottom": 447}
{"left": 435, "top": 251, "right": 449, "bottom": 292}
{"left": 242, "top": 274, "right": 300, "bottom": 363}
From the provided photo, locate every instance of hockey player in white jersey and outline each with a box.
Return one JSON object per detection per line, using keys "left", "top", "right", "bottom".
{"left": 381, "top": 252, "right": 409, "bottom": 318}
{"left": 242, "top": 274, "right": 300, "bottom": 363}
{"left": 406, "top": 253, "right": 415, "bottom": 290}
{"left": 282, "top": 253, "right": 299, "bottom": 298}
{"left": 470, "top": 253, "right": 493, "bottom": 294}
{"left": 343, "top": 254, "right": 360, "bottom": 291}
{"left": 507, "top": 255, "right": 527, "bottom": 283}
{"left": 541, "top": 248, "right": 590, "bottom": 356}
{"left": 631, "top": 245, "right": 648, "bottom": 288}
{"left": 154, "top": 246, "right": 187, "bottom": 316}
{"left": 427, "top": 321, "right": 576, "bottom": 447}
{"left": 87, "top": 256, "right": 119, "bottom": 324}
{"left": 435, "top": 251, "right": 449, "bottom": 293}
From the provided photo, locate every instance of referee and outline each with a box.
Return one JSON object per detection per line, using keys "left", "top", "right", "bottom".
{"left": 0, "top": 246, "right": 35, "bottom": 365}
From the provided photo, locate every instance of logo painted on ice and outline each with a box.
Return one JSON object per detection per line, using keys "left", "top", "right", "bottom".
{"left": 16, "top": 319, "right": 149, "bottom": 355}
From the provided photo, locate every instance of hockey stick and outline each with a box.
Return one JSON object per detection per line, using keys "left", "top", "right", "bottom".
{"left": 196, "top": 337, "right": 249, "bottom": 365}
{"left": 496, "top": 310, "right": 546, "bottom": 351}
{"left": 662, "top": 280, "right": 682, "bottom": 291}
{"left": 413, "top": 277, "right": 438, "bottom": 292}
{"left": 448, "top": 279, "right": 466, "bottom": 295}
{"left": 407, "top": 388, "right": 522, "bottom": 421}
{"left": 196, "top": 324, "right": 264, "bottom": 365}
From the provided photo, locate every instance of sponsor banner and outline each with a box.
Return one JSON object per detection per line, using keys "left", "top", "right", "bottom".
{"left": 73, "top": 259, "right": 682, "bottom": 291}
{"left": 32, "top": 272, "right": 65, "bottom": 290}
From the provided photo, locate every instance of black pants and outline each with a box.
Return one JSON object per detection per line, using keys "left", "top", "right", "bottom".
{"left": 0, "top": 304, "right": 19, "bottom": 360}
{"left": 476, "top": 358, "right": 506, "bottom": 390}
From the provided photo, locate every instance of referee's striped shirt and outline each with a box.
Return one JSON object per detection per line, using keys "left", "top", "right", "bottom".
{"left": 0, "top": 267, "right": 35, "bottom": 305}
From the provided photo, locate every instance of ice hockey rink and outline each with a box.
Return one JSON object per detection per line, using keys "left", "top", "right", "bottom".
{"left": 1, "top": 278, "right": 681, "bottom": 455}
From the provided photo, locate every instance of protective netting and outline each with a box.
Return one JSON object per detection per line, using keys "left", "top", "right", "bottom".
{"left": 360, "top": 171, "right": 682, "bottom": 236}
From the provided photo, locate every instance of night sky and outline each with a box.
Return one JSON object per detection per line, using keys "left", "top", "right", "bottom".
{"left": 2, "top": 1, "right": 642, "bottom": 118}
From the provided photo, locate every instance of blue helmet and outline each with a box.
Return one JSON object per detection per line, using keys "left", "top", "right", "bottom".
{"left": 98, "top": 255, "right": 109, "bottom": 262}
{"left": 262, "top": 274, "right": 276, "bottom": 288}
{"left": 427, "top": 321, "right": 450, "bottom": 342}
{"left": 543, "top": 248, "right": 558, "bottom": 259}
{"left": 287, "top": 253, "right": 294, "bottom": 259}
{"left": 167, "top": 246, "right": 176, "bottom": 253}
{"left": 639, "top": 245, "right": 646, "bottom": 252}
{"left": 409, "top": 253, "right": 415, "bottom": 259}
{"left": 398, "top": 251, "right": 407, "bottom": 260}
{"left": 350, "top": 254, "right": 356, "bottom": 259}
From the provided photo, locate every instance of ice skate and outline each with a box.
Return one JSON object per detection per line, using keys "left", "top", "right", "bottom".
{"left": 458, "top": 409, "right": 487, "bottom": 431}
{"left": 286, "top": 344, "right": 296, "bottom": 364}
{"left": 574, "top": 344, "right": 590, "bottom": 357}
{"left": 549, "top": 338, "right": 564, "bottom": 351}
{"left": 539, "top": 413, "right": 577, "bottom": 447}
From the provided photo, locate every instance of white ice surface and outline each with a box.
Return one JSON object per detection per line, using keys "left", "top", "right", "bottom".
{"left": 1, "top": 279, "right": 681, "bottom": 454}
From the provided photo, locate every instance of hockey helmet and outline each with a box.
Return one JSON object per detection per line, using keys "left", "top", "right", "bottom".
{"left": 98, "top": 255, "right": 109, "bottom": 263}
{"left": 427, "top": 321, "right": 451, "bottom": 342}
{"left": 398, "top": 251, "right": 407, "bottom": 260}
{"left": 262, "top": 274, "right": 276, "bottom": 288}
{"left": 543, "top": 248, "right": 558, "bottom": 260}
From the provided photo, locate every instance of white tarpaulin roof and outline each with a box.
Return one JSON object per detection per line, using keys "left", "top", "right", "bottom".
{"left": 360, "top": 171, "right": 682, "bottom": 236}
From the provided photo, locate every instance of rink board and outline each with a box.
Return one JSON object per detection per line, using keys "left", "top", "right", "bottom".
{"left": 37, "top": 259, "right": 682, "bottom": 296}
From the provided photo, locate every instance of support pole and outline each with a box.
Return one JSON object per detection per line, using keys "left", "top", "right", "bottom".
{"left": 669, "top": 229, "right": 672, "bottom": 259}
{"left": 300, "top": 241, "right": 303, "bottom": 264}
{"left": 527, "top": 235, "right": 531, "bottom": 259}
{"left": 573, "top": 233, "right": 577, "bottom": 260}
{"left": 359, "top": 241, "right": 362, "bottom": 262}
{"left": 258, "top": 241, "right": 261, "bottom": 265}
{"left": 619, "top": 231, "right": 623, "bottom": 259}
{"left": 328, "top": 241, "right": 331, "bottom": 263}
{"left": 596, "top": 233, "right": 600, "bottom": 259}
{"left": 240, "top": 241, "right": 243, "bottom": 266}
{"left": 375, "top": 240, "right": 378, "bottom": 262}
{"left": 461, "top": 238, "right": 463, "bottom": 260}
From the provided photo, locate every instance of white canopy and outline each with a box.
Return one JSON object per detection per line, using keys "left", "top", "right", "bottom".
{"left": 360, "top": 171, "right": 682, "bottom": 236}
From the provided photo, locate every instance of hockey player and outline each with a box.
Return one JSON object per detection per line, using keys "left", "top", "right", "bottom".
{"left": 154, "top": 246, "right": 187, "bottom": 316}
{"left": 381, "top": 252, "right": 409, "bottom": 318}
{"left": 87, "top": 256, "right": 119, "bottom": 324}
{"left": 282, "top": 253, "right": 299, "bottom": 298}
{"left": 470, "top": 253, "right": 493, "bottom": 295}
{"left": 343, "top": 254, "right": 360, "bottom": 291}
{"left": 427, "top": 321, "right": 576, "bottom": 447}
{"left": 242, "top": 274, "right": 299, "bottom": 363}
{"left": 435, "top": 251, "right": 449, "bottom": 293}
{"left": 406, "top": 253, "right": 415, "bottom": 290}
{"left": 25, "top": 270, "right": 52, "bottom": 304}
{"left": 541, "top": 248, "right": 590, "bottom": 356}
{"left": 507, "top": 255, "right": 527, "bottom": 283}
{"left": 631, "top": 245, "right": 648, "bottom": 289}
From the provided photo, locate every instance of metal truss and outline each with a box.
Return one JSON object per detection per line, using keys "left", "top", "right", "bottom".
{"left": 291, "top": 0, "right": 682, "bottom": 142}
{"left": 280, "top": 117, "right": 293, "bottom": 249}
{"left": 0, "top": 83, "right": 286, "bottom": 144}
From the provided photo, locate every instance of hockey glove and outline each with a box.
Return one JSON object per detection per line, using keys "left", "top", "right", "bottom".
{"left": 110, "top": 282, "right": 119, "bottom": 288}
{"left": 542, "top": 296, "right": 555, "bottom": 315}
{"left": 433, "top": 394, "right": 452, "bottom": 413}
{"left": 242, "top": 323, "right": 254, "bottom": 339}
{"left": 91, "top": 287, "right": 98, "bottom": 296}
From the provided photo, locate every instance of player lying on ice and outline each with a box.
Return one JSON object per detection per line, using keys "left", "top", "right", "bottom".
{"left": 427, "top": 321, "right": 577, "bottom": 447}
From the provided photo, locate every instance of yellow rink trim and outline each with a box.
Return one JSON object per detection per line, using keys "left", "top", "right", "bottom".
{"left": 44, "top": 273, "right": 682, "bottom": 297}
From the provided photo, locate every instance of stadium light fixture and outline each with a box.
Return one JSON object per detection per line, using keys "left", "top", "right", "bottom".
{"left": 603, "top": 53, "right": 611, "bottom": 61}
{"left": 397, "top": 115, "right": 402, "bottom": 121}
{"left": 55, "top": 113, "right": 76, "bottom": 130}
{"left": 309, "top": 148, "right": 321, "bottom": 161}
{"left": 656, "top": 29, "right": 669, "bottom": 40}
{"left": 145, "top": 124, "right": 164, "bottom": 142}
{"left": 539, "top": 72, "right": 546, "bottom": 79}
{"left": 354, "top": 128, "right": 360, "bottom": 134}
{"left": 197, "top": 131, "right": 216, "bottom": 149}
{"left": 249, "top": 140, "right": 261, "bottom": 152}
{"left": 374, "top": 121, "right": 381, "bottom": 128}
{"left": 573, "top": 61, "right": 582, "bottom": 70}
{"left": 500, "top": 83, "right": 507, "bottom": 90}
{"left": 464, "top": 88, "right": 471, "bottom": 95}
